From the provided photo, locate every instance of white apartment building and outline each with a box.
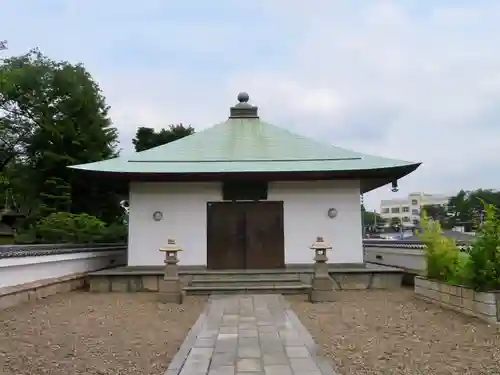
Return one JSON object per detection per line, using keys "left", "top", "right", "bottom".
{"left": 380, "top": 192, "right": 449, "bottom": 227}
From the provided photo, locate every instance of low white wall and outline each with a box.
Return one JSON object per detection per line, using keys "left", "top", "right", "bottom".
{"left": 0, "top": 250, "right": 126, "bottom": 288}
{"left": 364, "top": 246, "right": 425, "bottom": 271}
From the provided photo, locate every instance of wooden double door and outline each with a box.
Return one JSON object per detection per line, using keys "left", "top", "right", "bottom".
{"left": 206, "top": 201, "right": 285, "bottom": 270}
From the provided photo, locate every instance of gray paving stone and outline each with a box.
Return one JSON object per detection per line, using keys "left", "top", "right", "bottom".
{"left": 289, "top": 357, "right": 320, "bottom": 372}
{"left": 238, "top": 346, "right": 261, "bottom": 358}
{"left": 238, "top": 337, "right": 259, "bottom": 346}
{"left": 163, "top": 294, "right": 340, "bottom": 375}
{"left": 236, "top": 358, "right": 262, "bottom": 372}
{"left": 215, "top": 342, "right": 238, "bottom": 354}
{"left": 262, "top": 353, "right": 289, "bottom": 366}
{"left": 208, "top": 365, "right": 235, "bottom": 375}
{"left": 217, "top": 333, "right": 238, "bottom": 341}
{"left": 285, "top": 346, "right": 311, "bottom": 358}
{"left": 258, "top": 326, "right": 277, "bottom": 333}
{"left": 263, "top": 364, "right": 293, "bottom": 375}
{"left": 239, "top": 316, "right": 256, "bottom": 323}
{"left": 194, "top": 338, "right": 216, "bottom": 348}
{"left": 220, "top": 326, "right": 238, "bottom": 334}
{"left": 239, "top": 329, "right": 258, "bottom": 338}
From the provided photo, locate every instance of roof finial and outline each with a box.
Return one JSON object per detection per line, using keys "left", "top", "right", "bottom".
{"left": 237, "top": 92, "right": 249, "bottom": 103}
{"left": 229, "top": 92, "right": 258, "bottom": 119}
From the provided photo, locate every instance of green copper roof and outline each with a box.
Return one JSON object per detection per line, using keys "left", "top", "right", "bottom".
{"left": 70, "top": 93, "right": 421, "bottom": 176}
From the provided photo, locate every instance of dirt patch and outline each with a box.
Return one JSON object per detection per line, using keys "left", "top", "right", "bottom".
{"left": 0, "top": 292, "right": 206, "bottom": 375}
{"left": 289, "top": 289, "right": 500, "bottom": 375}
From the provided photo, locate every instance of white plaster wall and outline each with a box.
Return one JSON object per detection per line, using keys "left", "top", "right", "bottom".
{"left": 268, "top": 180, "right": 363, "bottom": 264}
{"left": 128, "top": 182, "right": 222, "bottom": 266}
{"left": 364, "top": 246, "right": 425, "bottom": 271}
{"left": 128, "top": 180, "right": 363, "bottom": 266}
{"left": 0, "top": 250, "right": 126, "bottom": 288}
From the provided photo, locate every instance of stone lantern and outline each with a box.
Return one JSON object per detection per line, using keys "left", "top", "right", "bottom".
{"left": 309, "top": 236, "right": 336, "bottom": 303}
{"left": 157, "top": 238, "right": 183, "bottom": 304}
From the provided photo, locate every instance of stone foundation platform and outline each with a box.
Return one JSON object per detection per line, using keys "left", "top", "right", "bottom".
{"left": 88, "top": 263, "right": 404, "bottom": 295}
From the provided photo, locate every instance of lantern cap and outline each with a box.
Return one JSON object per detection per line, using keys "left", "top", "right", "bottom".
{"left": 159, "top": 238, "right": 183, "bottom": 252}
{"left": 309, "top": 236, "right": 332, "bottom": 250}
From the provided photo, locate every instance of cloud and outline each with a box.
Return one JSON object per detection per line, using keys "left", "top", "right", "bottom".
{"left": 1, "top": 0, "right": 500, "bottom": 209}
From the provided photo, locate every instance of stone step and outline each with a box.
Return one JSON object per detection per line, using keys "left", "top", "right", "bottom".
{"left": 192, "top": 276, "right": 301, "bottom": 284}
{"left": 184, "top": 283, "right": 310, "bottom": 295}
{"left": 191, "top": 273, "right": 301, "bottom": 282}
{"left": 190, "top": 281, "right": 302, "bottom": 288}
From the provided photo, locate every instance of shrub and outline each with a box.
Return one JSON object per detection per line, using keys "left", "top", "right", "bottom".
{"left": 35, "top": 212, "right": 107, "bottom": 244}
{"left": 99, "top": 222, "right": 128, "bottom": 243}
{"left": 462, "top": 202, "right": 500, "bottom": 292}
{"left": 418, "top": 210, "right": 463, "bottom": 283}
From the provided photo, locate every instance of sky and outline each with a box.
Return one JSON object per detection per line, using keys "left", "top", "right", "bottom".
{"left": 1, "top": 0, "right": 499, "bottom": 210}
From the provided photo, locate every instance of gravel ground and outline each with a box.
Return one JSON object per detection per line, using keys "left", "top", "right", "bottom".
{"left": 289, "top": 289, "right": 500, "bottom": 375}
{"left": 0, "top": 292, "right": 206, "bottom": 375}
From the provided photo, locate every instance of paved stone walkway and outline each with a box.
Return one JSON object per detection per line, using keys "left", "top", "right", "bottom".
{"left": 164, "top": 294, "right": 338, "bottom": 375}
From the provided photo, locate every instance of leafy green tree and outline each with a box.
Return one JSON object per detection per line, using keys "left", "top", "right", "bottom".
{"left": 133, "top": 123, "right": 195, "bottom": 152}
{"left": 0, "top": 49, "right": 121, "bottom": 222}
{"left": 418, "top": 210, "right": 463, "bottom": 283}
{"left": 447, "top": 189, "right": 500, "bottom": 231}
{"left": 422, "top": 204, "right": 450, "bottom": 229}
{"left": 361, "top": 205, "right": 384, "bottom": 232}
{"left": 38, "top": 177, "right": 71, "bottom": 217}
{"left": 463, "top": 202, "right": 500, "bottom": 291}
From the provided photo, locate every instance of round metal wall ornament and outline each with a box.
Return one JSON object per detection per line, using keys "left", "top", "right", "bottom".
{"left": 327, "top": 208, "right": 338, "bottom": 219}
{"left": 152, "top": 211, "right": 163, "bottom": 221}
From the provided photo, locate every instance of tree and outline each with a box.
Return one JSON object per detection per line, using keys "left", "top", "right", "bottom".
{"left": 0, "top": 49, "right": 120, "bottom": 222}
{"left": 132, "top": 123, "right": 195, "bottom": 152}
{"left": 38, "top": 177, "right": 71, "bottom": 217}
{"left": 361, "top": 205, "right": 384, "bottom": 232}
{"left": 447, "top": 189, "right": 500, "bottom": 231}
{"left": 422, "top": 204, "right": 450, "bottom": 229}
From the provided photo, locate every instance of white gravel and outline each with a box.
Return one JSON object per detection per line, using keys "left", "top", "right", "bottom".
{"left": 289, "top": 289, "right": 500, "bottom": 375}
{"left": 0, "top": 291, "right": 206, "bottom": 375}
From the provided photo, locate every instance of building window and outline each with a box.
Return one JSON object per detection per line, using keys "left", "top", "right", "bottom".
{"left": 411, "top": 199, "right": 418, "bottom": 205}
{"left": 222, "top": 181, "right": 268, "bottom": 201}
{"left": 402, "top": 206, "right": 409, "bottom": 212}
{"left": 402, "top": 216, "right": 410, "bottom": 222}
{"left": 382, "top": 208, "right": 389, "bottom": 214}
{"left": 391, "top": 207, "right": 400, "bottom": 213}
{"left": 412, "top": 209, "right": 419, "bottom": 216}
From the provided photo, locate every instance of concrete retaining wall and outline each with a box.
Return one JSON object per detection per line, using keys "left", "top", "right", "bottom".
{"left": 0, "top": 273, "right": 86, "bottom": 310}
{"left": 0, "top": 243, "right": 127, "bottom": 310}
{"left": 0, "top": 244, "right": 127, "bottom": 288}
{"left": 414, "top": 276, "right": 500, "bottom": 324}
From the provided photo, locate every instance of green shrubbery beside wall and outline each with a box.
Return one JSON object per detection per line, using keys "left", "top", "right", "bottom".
{"left": 419, "top": 202, "right": 500, "bottom": 292}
